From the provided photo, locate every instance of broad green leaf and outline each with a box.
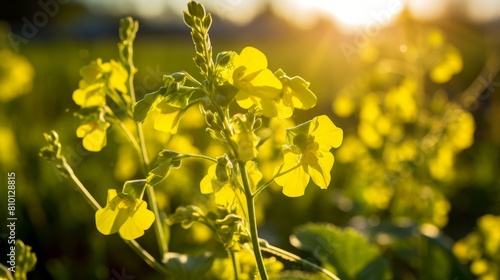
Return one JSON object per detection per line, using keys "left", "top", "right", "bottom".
{"left": 122, "top": 179, "right": 146, "bottom": 200}
{"left": 133, "top": 90, "right": 161, "bottom": 122}
{"left": 163, "top": 252, "right": 214, "bottom": 280}
{"left": 291, "top": 223, "right": 391, "bottom": 280}
{"left": 361, "top": 219, "right": 472, "bottom": 279}
{"left": 147, "top": 150, "right": 184, "bottom": 187}
{"left": 161, "top": 90, "right": 190, "bottom": 109}
{"left": 147, "top": 164, "right": 173, "bottom": 187}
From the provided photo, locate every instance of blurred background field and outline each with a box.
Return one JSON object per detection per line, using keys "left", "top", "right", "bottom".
{"left": 1, "top": 0, "right": 500, "bottom": 279}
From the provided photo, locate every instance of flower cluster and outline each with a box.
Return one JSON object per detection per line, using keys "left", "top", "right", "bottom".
{"left": 227, "top": 47, "right": 317, "bottom": 119}
{"left": 73, "top": 58, "right": 129, "bottom": 151}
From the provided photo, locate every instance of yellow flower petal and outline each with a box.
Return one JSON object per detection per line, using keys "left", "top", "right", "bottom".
{"left": 247, "top": 161, "right": 263, "bottom": 190}
{"left": 249, "top": 69, "right": 282, "bottom": 100}
{"left": 80, "top": 58, "right": 104, "bottom": 83}
{"left": 214, "top": 184, "right": 236, "bottom": 208}
{"left": 307, "top": 151, "right": 334, "bottom": 189}
{"left": 109, "top": 60, "right": 128, "bottom": 93}
{"left": 287, "top": 76, "right": 317, "bottom": 109}
{"left": 235, "top": 91, "right": 255, "bottom": 109}
{"left": 119, "top": 201, "right": 155, "bottom": 240}
{"left": 274, "top": 152, "right": 309, "bottom": 197}
{"left": 95, "top": 190, "right": 126, "bottom": 235}
{"left": 200, "top": 164, "right": 216, "bottom": 194}
{"left": 276, "top": 98, "right": 294, "bottom": 119}
{"left": 309, "top": 115, "right": 343, "bottom": 149}
{"left": 232, "top": 46, "right": 282, "bottom": 116}
{"left": 237, "top": 46, "right": 268, "bottom": 73}
{"left": 72, "top": 83, "right": 106, "bottom": 108}
{"left": 76, "top": 120, "right": 110, "bottom": 152}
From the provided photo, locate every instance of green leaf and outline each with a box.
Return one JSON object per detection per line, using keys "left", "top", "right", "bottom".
{"left": 186, "top": 1, "right": 206, "bottom": 18}
{"left": 132, "top": 90, "right": 161, "bottom": 122}
{"left": 167, "top": 205, "right": 203, "bottom": 229}
{"left": 147, "top": 150, "right": 184, "bottom": 187}
{"left": 291, "top": 223, "right": 391, "bottom": 280}
{"left": 122, "top": 179, "right": 146, "bottom": 200}
{"left": 183, "top": 12, "right": 195, "bottom": 28}
{"left": 363, "top": 220, "right": 472, "bottom": 280}
{"left": 14, "top": 240, "right": 37, "bottom": 280}
{"left": 163, "top": 252, "right": 214, "bottom": 280}
{"left": 202, "top": 15, "right": 212, "bottom": 30}
{"left": 148, "top": 164, "right": 173, "bottom": 187}
{"left": 215, "top": 82, "right": 238, "bottom": 107}
{"left": 161, "top": 90, "right": 190, "bottom": 109}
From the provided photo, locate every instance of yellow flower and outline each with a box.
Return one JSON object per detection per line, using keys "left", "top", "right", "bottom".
{"left": 274, "top": 69, "right": 317, "bottom": 119}
{"left": 274, "top": 115, "right": 343, "bottom": 197}
{"left": 230, "top": 47, "right": 282, "bottom": 118}
{"left": 73, "top": 59, "right": 128, "bottom": 108}
{"left": 232, "top": 130, "right": 259, "bottom": 161}
{"left": 76, "top": 117, "right": 110, "bottom": 152}
{"left": 0, "top": 49, "right": 34, "bottom": 102}
{"left": 96, "top": 189, "right": 155, "bottom": 240}
{"left": 200, "top": 161, "right": 262, "bottom": 208}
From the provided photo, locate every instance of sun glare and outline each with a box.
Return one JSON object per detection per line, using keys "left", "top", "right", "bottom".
{"left": 279, "top": 0, "right": 404, "bottom": 30}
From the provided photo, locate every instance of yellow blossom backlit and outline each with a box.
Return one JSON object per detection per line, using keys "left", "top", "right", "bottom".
{"left": 95, "top": 189, "right": 155, "bottom": 240}
{"left": 274, "top": 115, "right": 343, "bottom": 197}
{"left": 73, "top": 58, "right": 128, "bottom": 108}
{"left": 230, "top": 46, "right": 282, "bottom": 118}
{"left": 76, "top": 118, "right": 110, "bottom": 152}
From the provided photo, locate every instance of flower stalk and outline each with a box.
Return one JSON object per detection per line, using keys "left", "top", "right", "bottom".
{"left": 238, "top": 160, "right": 268, "bottom": 280}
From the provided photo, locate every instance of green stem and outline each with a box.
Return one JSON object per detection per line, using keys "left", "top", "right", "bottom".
{"left": 59, "top": 158, "right": 168, "bottom": 275}
{"left": 134, "top": 103, "right": 169, "bottom": 260}
{"left": 228, "top": 249, "right": 241, "bottom": 280}
{"left": 238, "top": 160, "right": 268, "bottom": 280}
{"left": 61, "top": 158, "right": 101, "bottom": 211}
{"left": 182, "top": 153, "right": 217, "bottom": 163}
{"left": 184, "top": 72, "right": 203, "bottom": 86}
{"left": 113, "top": 119, "right": 146, "bottom": 166}
{"left": 125, "top": 44, "right": 169, "bottom": 260}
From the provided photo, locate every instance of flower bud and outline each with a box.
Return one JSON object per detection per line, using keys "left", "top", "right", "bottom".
{"left": 216, "top": 156, "right": 232, "bottom": 183}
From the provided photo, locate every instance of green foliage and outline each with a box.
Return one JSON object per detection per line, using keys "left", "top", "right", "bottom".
{"left": 122, "top": 179, "right": 147, "bottom": 200}
{"left": 163, "top": 252, "right": 215, "bottom": 280}
{"left": 292, "top": 223, "right": 391, "bottom": 280}
{"left": 147, "top": 150, "right": 184, "bottom": 187}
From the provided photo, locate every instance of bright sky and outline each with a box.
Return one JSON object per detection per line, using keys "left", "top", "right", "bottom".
{"left": 77, "top": 0, "right": 500, "bottom": 28}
